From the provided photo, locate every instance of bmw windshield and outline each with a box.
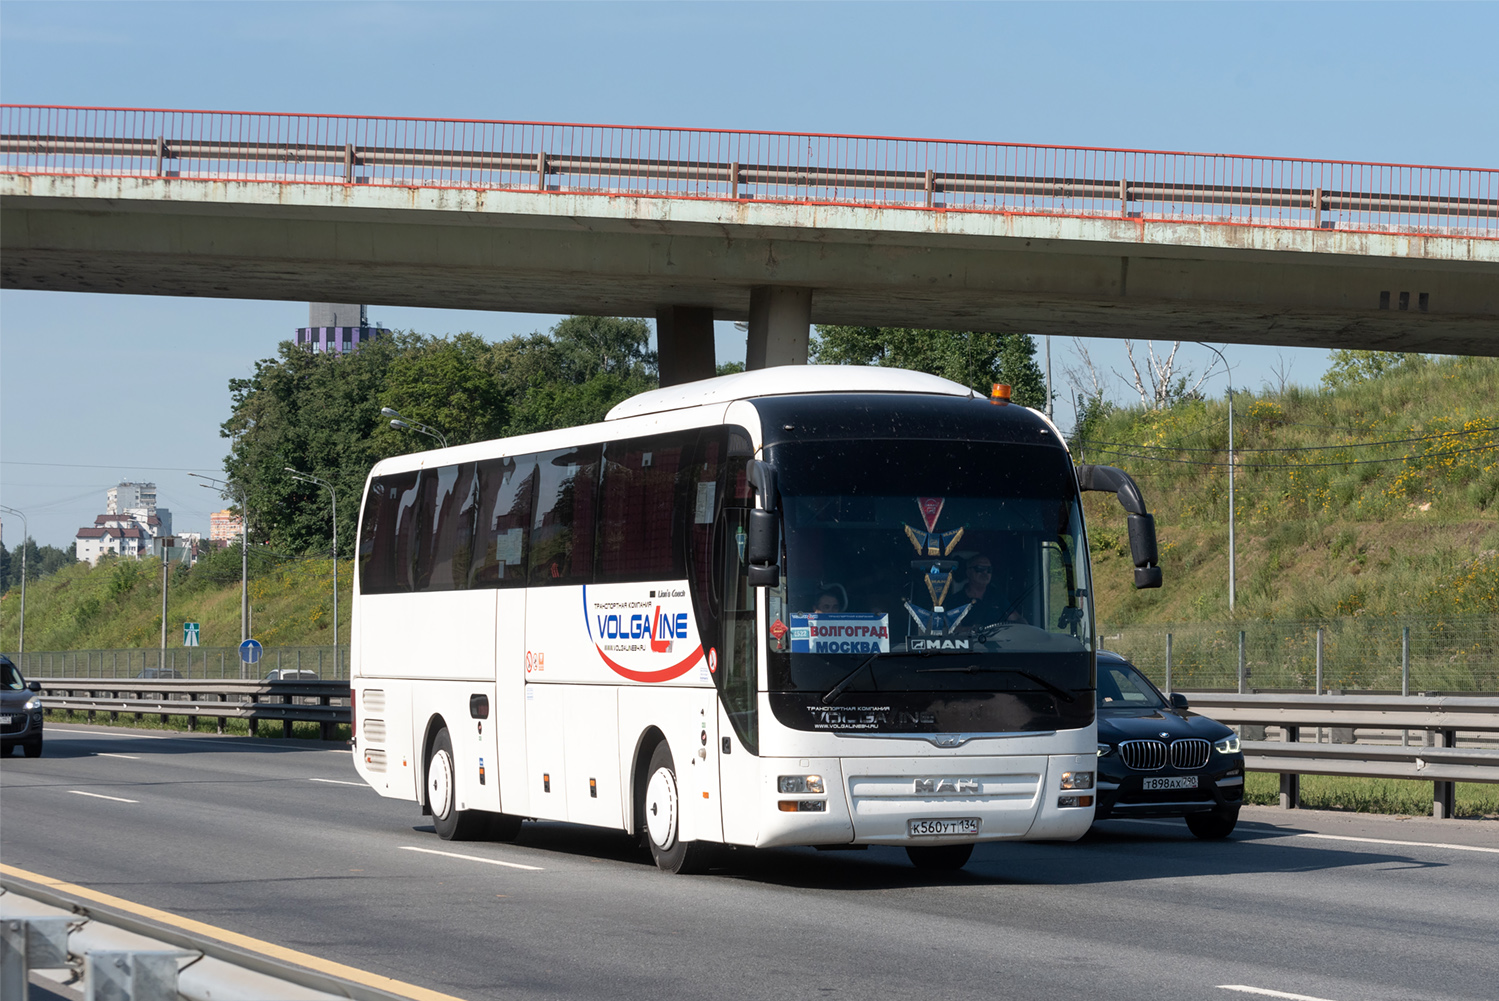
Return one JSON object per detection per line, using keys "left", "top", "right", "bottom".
{"left": 764, "top": 438, "right": 1095, "bottom": 734}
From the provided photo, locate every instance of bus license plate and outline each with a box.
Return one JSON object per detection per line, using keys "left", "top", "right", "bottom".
{"left": 1143, "top": 776, "right": 1198, "bottom": 790}
{"left": 908, "top": 817, "right": 979, "bottom": 837}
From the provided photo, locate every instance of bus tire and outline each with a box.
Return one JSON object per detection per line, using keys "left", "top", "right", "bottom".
{"left": 427, "top": 728, "right": 484, "bottom": 841}
{"left": 906, "top": 843, "right": 974, "bottom": 870}
{"left": 490, "top": 813, "right": 524, "bottom": 842}
{"left": 641, "top": 742, "right": 711, "bottom": 874}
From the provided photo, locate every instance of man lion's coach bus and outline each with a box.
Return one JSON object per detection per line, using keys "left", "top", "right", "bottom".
{"left": 351, "top": 367, "right": 1162, "bottom": 872}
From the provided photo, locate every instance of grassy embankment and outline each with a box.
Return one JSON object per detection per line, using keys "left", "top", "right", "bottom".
{"left": 1082, "top": 353, "right": 1498, "bottom": 627}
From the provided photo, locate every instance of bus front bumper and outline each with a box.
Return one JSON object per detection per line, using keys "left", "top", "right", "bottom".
{"left": 755, "top": 753, "right": 1096, "bottom": 849}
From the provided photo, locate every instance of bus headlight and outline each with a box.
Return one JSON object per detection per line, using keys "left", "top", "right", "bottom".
{"left": 1060, "top": 771, "right": 1094, "bottom": 790}
{"left": 1214, "top": 734, "right": 1241, "bottom": 754}
{"left": 778, "top": 775, "right": 824, "bottom": 794}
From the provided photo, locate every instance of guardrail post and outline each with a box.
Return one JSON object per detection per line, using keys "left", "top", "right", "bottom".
{"left": 154, "top": 135, "right": 165, "bottom": 177}
{"left": 87, "top": 950, "right": 180, "bottom": 1000}
{"left": 1118, "top": 178, "right": 1129, "bottom": 216}
{"left": 1432, "top": 728, "right": 1458, "bottom": 819}
{"left": 1315, "top": 627, "right": 1325, "bottom": 742}
{"left": 1165, "top": 632, "right": 1173, "bottom": 693}
{"left": 343, "top": 142, "right": 355, "bottom": 182}
{"left": 536, "top": 150, "right": 547, "bottom": 191}
{"left": 1311, "top": 187, "right": 1322, "bottom": 228}
{"left": 1279, "top": 725, "right": 1300, "bottom": 809}
{"left": 1, "top": 917, "right": 25, "bottom": 1000}
{"left": 1237, "top": 630, "right": 1248, "bottom": 694}
{"left": 728, "top": 161, "right": 740, "bottom": 198}
{"left": 924, "top": 169, "right": 936, "bottom": 208}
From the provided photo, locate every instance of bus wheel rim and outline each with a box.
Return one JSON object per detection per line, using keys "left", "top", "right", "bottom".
{"left": 430, "top": 749, "right": 454, "bottom": 821}
{"left": 644, "top": 766, "right": 677, "bottom": 850}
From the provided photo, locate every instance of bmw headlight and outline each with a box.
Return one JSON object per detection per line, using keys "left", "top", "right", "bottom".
{"left": 1096, "top": 743, "right": 1113, "bottom": 757}
{"left": 1214, "top": 734, "right": 1241, "bottom": 754}
{"left": 23, "top": 696, "right": 42, "bottom": 711}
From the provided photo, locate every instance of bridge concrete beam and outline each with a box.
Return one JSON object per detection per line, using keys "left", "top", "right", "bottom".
{"left": 3, "top": 173, "right": 1496, "bottom": 356}
{"left": 746, "top": 286, "right": 812, "bottom": 369}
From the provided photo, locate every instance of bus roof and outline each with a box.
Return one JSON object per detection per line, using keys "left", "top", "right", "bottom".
{"left": 605, "top": 365, "right": 978, "bottom": 421}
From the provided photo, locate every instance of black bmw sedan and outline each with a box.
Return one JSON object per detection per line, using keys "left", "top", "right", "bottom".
{"left": 1094, "top": 651, "right": 1245, "bottom": 838}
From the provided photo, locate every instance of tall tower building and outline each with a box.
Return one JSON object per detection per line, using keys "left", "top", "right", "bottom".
{"left": 296, "top": 302, "right": 386, "bottom": 355}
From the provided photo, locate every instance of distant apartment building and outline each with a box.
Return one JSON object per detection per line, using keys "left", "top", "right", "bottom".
{"left": 295, "top": 302, "right": 387, "bottom": 355}
{"left": 75, "top": 482, "right": 172, "bottom": 565}
{"left": 209, "top": 508, "right": 244, "bottom": 544}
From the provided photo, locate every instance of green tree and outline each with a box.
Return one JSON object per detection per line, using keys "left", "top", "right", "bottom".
{"left": 812, "top": 325, "right": 1049, "bottom": 406}
{"left": 1321, "top": 350, "right": 1421, "bottom": 389}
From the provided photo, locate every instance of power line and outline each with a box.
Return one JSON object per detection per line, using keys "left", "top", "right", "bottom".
{"left": 1081, "top": 442, "right": 1497, "bottom": 469}
{"left": 1079, "top": 425, "right": 1496, "bottom": 455}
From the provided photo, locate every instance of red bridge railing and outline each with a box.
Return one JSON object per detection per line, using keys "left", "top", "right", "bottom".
{"left": 3, "top": 105, "right": 1495, "bottom": 238}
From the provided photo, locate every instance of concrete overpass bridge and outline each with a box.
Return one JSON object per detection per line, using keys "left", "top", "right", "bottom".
{"left": 2, "top": 105, "right": 1495, "bottom": 384}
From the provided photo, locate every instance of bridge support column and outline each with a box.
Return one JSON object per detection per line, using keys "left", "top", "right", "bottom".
{"left": 746, "top": 286, "right": 812, "bottom": 370}
{"left": 654, "top": 306, "right": 717, "bottom": 386}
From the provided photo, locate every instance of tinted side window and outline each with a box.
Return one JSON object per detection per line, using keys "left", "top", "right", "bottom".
{"left": 423, "top": 463, "right": 479, "bottom": 592}
{"left": 597, "top": 434, "right": 689, "bottom": 582}
{"left": 359, "top": 470, "right": 420, "bottom": 594}
{"left": 473, "top": 455, "right": 535, "bottom": 587}
{"left": 530, "top": 444, "right": 601, "bottom": 585}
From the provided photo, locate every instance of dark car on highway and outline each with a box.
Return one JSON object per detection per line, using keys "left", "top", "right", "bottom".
{"left": 1094, "top": 651, "right": 1245, "bottom": 838}
{"left": 1, "top": 654, "right": 44, "bottom": 757}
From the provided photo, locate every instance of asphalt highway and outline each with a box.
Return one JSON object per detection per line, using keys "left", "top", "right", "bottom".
{"left": 3, "top": 724, "right": 1496, "bottom": 1001}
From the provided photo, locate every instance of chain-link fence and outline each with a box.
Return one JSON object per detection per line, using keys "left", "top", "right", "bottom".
{"left": 11, "top": 646, "right": 347, "bottom": 680}
{"left": 1103, "top": 615, "right": 1499, "bottom": 694}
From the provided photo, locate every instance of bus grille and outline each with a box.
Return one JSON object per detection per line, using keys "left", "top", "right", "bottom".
{"left": 1170, "top": 739, "right": 1211, "bottom": 770}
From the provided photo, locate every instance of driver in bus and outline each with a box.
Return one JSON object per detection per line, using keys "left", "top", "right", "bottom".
{"left": 956, "top": 554, "right": 1028, "bottom": 628}
{"left": 813, "top": 585, "right": 846, "bottom": 614}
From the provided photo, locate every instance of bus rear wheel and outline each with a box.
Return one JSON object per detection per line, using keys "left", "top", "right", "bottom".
{"left": 427, "top": 728, "right": 487, "bottom": 841}
{"left": 641, "top": 742, "right": 712, "bottom": 874}
{"left": 906, "top": 844, "right": 974, "bottom": 870}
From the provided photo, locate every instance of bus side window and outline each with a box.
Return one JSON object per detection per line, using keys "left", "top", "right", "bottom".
{"left": 387, "top": 471, "right": 425, "bottom": 593}
{"left": 359, "top": 470, "right": 418, "bottom": 595}
{"left": 473, "top": 455, "right": 534, "bottom": 587}
{"left": 422, "top": 463, "right": 475, "bottom": 592}
{"left": 529, "top": 444, "right": 601, "bottom": 586}
{"left": 716, "top": 452, "right": 759, "bottom": 753}
{"left": 597, "top": 434, "right": 688, "bottom": 582}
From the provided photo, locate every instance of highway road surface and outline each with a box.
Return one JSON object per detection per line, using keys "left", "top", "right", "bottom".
{"left": 3, "top": 724, "right": 1496, "bottom": 1001}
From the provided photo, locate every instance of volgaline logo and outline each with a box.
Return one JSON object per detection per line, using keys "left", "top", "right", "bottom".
{"left": 584, "top": 584, "right": 704, "bottom": 683}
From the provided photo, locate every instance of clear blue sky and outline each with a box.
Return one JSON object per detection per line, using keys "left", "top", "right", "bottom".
{"left": 2, "top": 1, "right": 1495, "bottom": 547}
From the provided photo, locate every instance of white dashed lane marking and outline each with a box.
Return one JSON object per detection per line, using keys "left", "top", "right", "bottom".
{"left": 1109, "top": 818, "right": 1499, "bottom": 855}
{"left": 94, "top": 752, "right": 141, "bottom": 760}
{"left": 399, "top": 846, "right": 543, "bottom": 871}
{"left": 1219, "top": 986, "right": 1343, "bottom": 1001}
{"left": 309, "top": 778, "right": 367, "bottom": 787}
{"left": 69, "top": 790, "right": 139, "bottom": 804}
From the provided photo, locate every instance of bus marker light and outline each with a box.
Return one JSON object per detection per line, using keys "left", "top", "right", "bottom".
{"left": 778, "top": 801, "right": 827, "bottom": 812}
{"left": 590, "top": 778, "right": 597, "bottom": 798}
{"left": 1057, "top": 795, "right": 1094, "bottom": 808}
{"left": 543, "top": 773, "right": 551, "bottom": 793}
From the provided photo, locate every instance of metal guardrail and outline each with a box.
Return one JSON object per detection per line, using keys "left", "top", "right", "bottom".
{"left": 2, "top": 105, "right": 1494, "bottom": 236}
{"left": 36, "top": 678, "right": 350, "bottom": 740}
{"left": 1, "top": 876, "right": 415, "bottom": 1001}
{"left": 1179, "top": 691, "right": 1499, "bottom": 818}
{"left": 14, "top": 645, "right": 348, "bottom": 680}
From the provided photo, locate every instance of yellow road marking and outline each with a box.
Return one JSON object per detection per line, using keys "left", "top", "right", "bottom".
{"left": 0, "top": 864, "right": 469, "bottom": 1001}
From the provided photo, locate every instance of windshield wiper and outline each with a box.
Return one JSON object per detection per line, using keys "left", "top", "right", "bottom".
{"left": 913, "top": 666, "right": 1076, "bottom": 703}
{"left": 821, "top": 648, "right": 944, "bottom": 704}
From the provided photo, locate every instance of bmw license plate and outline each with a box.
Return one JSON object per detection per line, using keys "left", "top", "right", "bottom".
{"left": 908, "top": 817, "right": 979, "bottom": 837}
{"left": 0, "top": 716, "right": 11, "bottom": 725}
{"left": 1143, "top": 776, "right": 1198, "bottom": 791}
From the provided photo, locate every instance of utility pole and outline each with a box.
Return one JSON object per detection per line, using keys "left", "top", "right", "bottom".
{"left": 0, "top": 506, "right": 28, "bottom": 656}
{"left": 1045, "top": 335, "right": 1053, "bottom": 420}
{"left": 1196, "top": 343, "right": 1236, "bottom": 612}
{"left": 160, "top": 537, "right": 172, "bottom": 654}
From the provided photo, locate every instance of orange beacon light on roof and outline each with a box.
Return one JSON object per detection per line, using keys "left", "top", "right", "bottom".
{"left": 990, "top": 383, "right": 1012, "bottom": 405}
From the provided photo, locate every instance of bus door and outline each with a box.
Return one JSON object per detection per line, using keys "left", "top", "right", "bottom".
{"left": 697, "top": 441, "right": 761, "bottom": 845}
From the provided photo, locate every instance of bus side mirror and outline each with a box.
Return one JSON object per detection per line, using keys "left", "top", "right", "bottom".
{"left": 746, "top": 508, "right": 781, "bottom": 587}
{"left": 1078, "top": 464, "right": 1163, "bottom": 590}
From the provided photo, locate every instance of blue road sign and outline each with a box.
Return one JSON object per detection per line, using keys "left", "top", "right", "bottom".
{"left": 239, "top": 638, "right": 263, "bottom": 665}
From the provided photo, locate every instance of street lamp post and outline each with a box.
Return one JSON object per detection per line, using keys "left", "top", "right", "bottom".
{"left": 0, "top": 505, "right": 28, "bottom": 657}
{"left": 286, "top": 469, "right": 339, "bottom": 675}
{"left": 191, "top": 474, "right": 250, "bottom": 645}
{"left": 381, "top": 407, "right": 449, "bottom": 449}
{"left": 1196, "top": 342, "right": 1236, "bottom": 613}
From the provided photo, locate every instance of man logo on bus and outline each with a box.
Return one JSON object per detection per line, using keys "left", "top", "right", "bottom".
{"left": 583, "top": 585, "right": 704, "bottom": 684}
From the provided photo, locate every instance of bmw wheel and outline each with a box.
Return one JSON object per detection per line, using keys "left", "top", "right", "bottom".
{"left": 1185, "top": 806, "right": 1239, "bottom": 840}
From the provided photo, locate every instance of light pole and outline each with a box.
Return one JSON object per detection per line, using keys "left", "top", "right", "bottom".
{"left": 191, "top": 474, "right": 249, "bottom": 644}
{"left": 0, "top": 505, "right": 28, "bottom": 657}
{"left": 1196, "top": 342, "right": 1236, "bottom": 613}
{"left": 381, "top": 407, "right": 449, "bottom": 449}
{"left": 285, "top": 468, "right": 339, "bottom": 675}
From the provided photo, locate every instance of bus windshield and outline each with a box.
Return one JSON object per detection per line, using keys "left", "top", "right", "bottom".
{"left": 766, "top": 439, "right": 1093, "bottom": 704}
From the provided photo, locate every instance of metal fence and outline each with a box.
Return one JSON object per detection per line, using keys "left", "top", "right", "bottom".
{"left": 13, "top": 645, "right": 347, "bottom": 680}
{"left": 2, "top": 105, "right": 1494, "bottom": 236}
{"left": 1104, "top": 615, "right": 1499, "bottom": 694}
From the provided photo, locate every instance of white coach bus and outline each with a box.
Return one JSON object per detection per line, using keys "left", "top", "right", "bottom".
{"left": 351, "top": 367, "right": 1162, "bottom": 872}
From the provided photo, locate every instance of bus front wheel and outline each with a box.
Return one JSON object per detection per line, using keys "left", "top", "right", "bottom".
{"left": 427, "top": 728, "right": 486, "bottom": 841}
{"left": 641, "top": 742, "right": 712, "bottom": 874}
